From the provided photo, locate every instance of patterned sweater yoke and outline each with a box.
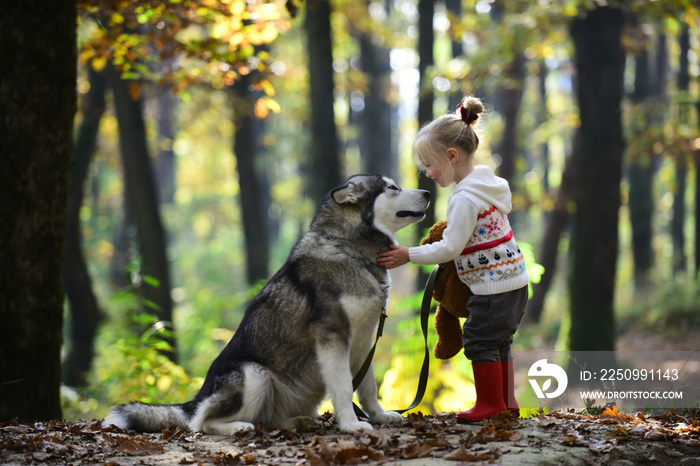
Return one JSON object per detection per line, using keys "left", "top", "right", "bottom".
{"left": 407, "top": 166, "right": 529, "bottom": 295}
{"left": 455, "top": 205, "right": 529, "bottom": 295}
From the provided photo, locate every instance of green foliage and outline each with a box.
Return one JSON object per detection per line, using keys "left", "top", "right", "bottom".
{"left": 63, "top": 283, "right": 203, "bottom": 421}
{"left": 95, "top": 318, "right": 202, "bottom": 406}
{"left": 521, "top": 242, "right": 544, "bottom": 298}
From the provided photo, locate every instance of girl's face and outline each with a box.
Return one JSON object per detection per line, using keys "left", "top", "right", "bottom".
{"left": 419, "top": 155, "right": 452, "bottom": 188}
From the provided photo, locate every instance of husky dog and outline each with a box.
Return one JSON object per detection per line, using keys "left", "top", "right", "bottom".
{"left": 103, "top": 175, "right": 430, "bottom": 434}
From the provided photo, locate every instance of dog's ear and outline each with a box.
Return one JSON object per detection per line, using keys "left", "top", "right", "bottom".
{"left": 331, "top": 181, "right": 362, "bottom": 204}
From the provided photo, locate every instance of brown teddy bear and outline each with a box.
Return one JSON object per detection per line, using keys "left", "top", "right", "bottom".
{"left": 420, "top": 221, "right": 473, "bottom": 359}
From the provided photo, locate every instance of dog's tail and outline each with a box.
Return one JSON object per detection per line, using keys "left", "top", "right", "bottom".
{"left": 102, "top": 401, "right": 191, "bottom": 432}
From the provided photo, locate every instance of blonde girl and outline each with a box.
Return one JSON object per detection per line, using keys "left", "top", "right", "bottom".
{"left": 378, "top": 96, "right": 529, "bottom": 422}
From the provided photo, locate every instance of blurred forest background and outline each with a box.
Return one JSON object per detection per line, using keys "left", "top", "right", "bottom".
{"left": 1, "top": 0, "right": 700, "bottom": 423}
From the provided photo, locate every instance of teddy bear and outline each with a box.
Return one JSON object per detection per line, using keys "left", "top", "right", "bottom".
{"left": 420, "top": 221, "right": 473, "bottom": 359}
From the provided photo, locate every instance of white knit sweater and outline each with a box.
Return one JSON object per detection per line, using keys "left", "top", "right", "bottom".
{"left": 409, "top": 166, "right": 529, "bottom": 295}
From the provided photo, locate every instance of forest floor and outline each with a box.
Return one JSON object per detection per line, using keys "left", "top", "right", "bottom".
{"left": 2, "top": 331, "right": 699, "bottom": 465}
{"left": 1, "top": 406, "right": 699, "bottom": 465}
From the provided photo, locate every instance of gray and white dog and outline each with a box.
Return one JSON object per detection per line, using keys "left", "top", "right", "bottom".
{"left": 103, "top": 175, "right": 430, "bottom": 434}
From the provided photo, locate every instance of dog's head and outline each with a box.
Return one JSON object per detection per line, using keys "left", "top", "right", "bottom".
{"left": 323, "top": 175, "right": 430, "bottom": 243}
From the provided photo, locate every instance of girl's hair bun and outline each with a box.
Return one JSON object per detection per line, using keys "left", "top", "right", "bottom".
{"left": 458, "top": 96, "right": 483, "bottom": 126}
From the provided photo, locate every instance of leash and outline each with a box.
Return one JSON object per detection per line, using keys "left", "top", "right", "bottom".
{"left": 352, "top": 265, "right": 443, "bottom": 418}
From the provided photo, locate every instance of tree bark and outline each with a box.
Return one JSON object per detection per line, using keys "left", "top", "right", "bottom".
{"left": 415, "top": 0, "right": 437, "bottom": 288}
{"left": 672, "top": 26, "right": 688, "bottom": 275}
{"left": 0, "top": 0, "right": 76, "bottom": 422}
{"left": 445, "top": 0, "right": 463, "bottom": 113}
{"left": 359, "top": 32, "right": 395, "bottom": 179}
{"left": 63, "top": 67, "right": 106, "bottom": 388}
{"left": 489, "top": 1, "right": 525, "bottom": 186}
{"left": 416, "top": 0, "right": 436, "bottom": 222}
{"left": 305, "top": 0, "right": 342, "bottom": 202}
{"left": 109, "top": 66, "right": 176, "bottom": 359}
{"left": 495, "top": 53, "right": 526, "bottom": 186}
{"left": 678, "top": 22, "right": 700, "bottom": 281}
{"left": 154, "top": 86, "right": 177, "bottom": 205}
{"left": 568, "top": 6, "right": 625, "bottom": 352}
{"left": 627, "top": 45, "right": 654, "bottom": 290}
{"left": 538, "top": 62, "right": 551, "bottom": 193}
{"left": 524, "top": 145, "right": 577, "bottom": 324}
{"left": 232, "top": 75, "right": 270, "bottom": 285}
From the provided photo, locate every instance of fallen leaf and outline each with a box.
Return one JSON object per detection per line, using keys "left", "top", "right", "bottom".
{"left": 115, "top": 437, "right": 164, "bottom": 455}
{"left": 644, "top": 429, "right": 669, "bottom": 441}
{"left": 588, "top": 438, "right": 617, "bottom": 455}
{"left": 559, "top": 431, "right": 587, "bottom": 447}
{"left": 305, "top": 448, "right": 328, "bottom": 466}
{"left": 663, "top": 447, "right": 684, "bottom": 458}
{"left": 364, "top": 427, "right": 398, "bottom": 449}
{"left": 443, "top": 446, "right": 500, "bottom": 461}
{"left": 399, "top": 441, "right": 433, "bottom": 459}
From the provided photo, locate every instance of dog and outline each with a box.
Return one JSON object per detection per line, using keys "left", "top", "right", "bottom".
{"left": 103, "top": 175, "right": 430, "bottom": 434}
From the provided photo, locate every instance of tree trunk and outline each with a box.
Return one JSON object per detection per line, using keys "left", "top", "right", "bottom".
{"left": 524, "top": 143, "right": 577, "bottom": 324}
{"left": 627, "top": 45, "right": 654, "bottom": 290}
{"left": 232, "top": 76, "right": 270, "bottom": 285}
{"left": 416, "top": 0, "right": 436, "bottom": 225}
{"left": 415, "top": 0, "right": 437, "bottom": 288}
{"left": 538, "top": 62, "right": 551, "bottom": 193}
{"left": 154, "top": 86, "right": 177, "bottom": 205}
{"left": 359, "top": 32, "right": 395, "bottom": 179}
{"left": 496, "top": 53, "right": 526, "bottom": 186}
{"left": 672, "top": 26, "right": 688, "bottom": 275}
{"left": 109, "top": 66, "right": 176, "bottom": 359}
{"left": 305, "top": 0, "right": 342, "bottom": 202}
{"left": 445, "top": 0, "right": 463, "bottom": 113}
{"left": 568, "top": 6, "right": 625, "bottom": 352}
{"left": 672, "top": 157, "right": 687, "bottom": 275}
{"left": 677, "top": 23, "right": 699, "bottom": 281}
{"left": 0, "top": 0, "right": 76, "bottom": 422}
{"left": 63, "top": 66, "right": 106, "bottom": 388}
{"left": 489, "top": 1, "right": 525, "bottom": 186}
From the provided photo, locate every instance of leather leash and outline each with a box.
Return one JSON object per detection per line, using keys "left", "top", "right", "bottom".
{"left": 352, "top": 265, "right": 443, "bottom": 418}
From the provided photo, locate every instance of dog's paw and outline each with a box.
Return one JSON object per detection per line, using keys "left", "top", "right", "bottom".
{"left": 338, "top": 419, "right": 373, "bottom": 432}
{"left": 371, "top": 411, "right": 404, "bottom": 425}
{"left": 202, "top": 420, "right": 255, "bottom": 436}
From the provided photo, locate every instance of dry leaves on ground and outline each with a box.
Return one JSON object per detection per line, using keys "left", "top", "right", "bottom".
{"left": 1, "top": 409, "right": 699, "bottom": 465}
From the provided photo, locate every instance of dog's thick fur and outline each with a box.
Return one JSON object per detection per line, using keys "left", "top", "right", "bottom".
{"left": 103, "top": 175, "right": 430, "bottom": 434}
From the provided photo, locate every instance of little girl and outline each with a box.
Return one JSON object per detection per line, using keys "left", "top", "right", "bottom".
{"left": 377, "top": 96, "right": 529, "bottom": 423}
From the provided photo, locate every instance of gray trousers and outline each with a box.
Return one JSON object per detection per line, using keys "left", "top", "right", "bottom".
{"left": 462, "top": 285, "right": 528, "bottom": 363}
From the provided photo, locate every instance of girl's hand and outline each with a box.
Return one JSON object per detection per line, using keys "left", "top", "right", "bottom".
{"left": 377, "top": 244, "right": 410, "bottom": 269}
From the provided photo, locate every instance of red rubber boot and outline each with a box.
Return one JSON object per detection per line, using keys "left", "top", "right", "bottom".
{"left": 456, "top": 361, "right": 508, "bottom": 423}
{"left": 502, "top": 359, "right": 520, "bottom": 417}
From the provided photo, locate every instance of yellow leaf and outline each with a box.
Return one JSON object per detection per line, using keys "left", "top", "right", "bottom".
{"left": 110, "top": 12, "right": 125, "bottom": 25}
{"left": 157, "top": 374, "right": 173, "bottom": 392}
{"left": 255, "top": 98, "right": 269, "bottom": 118}
{"left": 230, "top": 0, "right": 246, "bottom": 16}
{"left": 258, "top": 3, "right": 280, "bottom": 21}
{"left": 266, "top": 98, "right": 281, "bottom": 114}
{"left": 91, "top": 56, "right": 107, "bottom": 72}
{"left": 260, "top": 79, "right": 275, "bottom": 97}
{"left": 229, "top": 32, "right": 244, "bottom": 46}
{"left": 79, "top": 48, "right": 95, "bottom": 63}
{"left": 259, "top": 24, "right": 278, "bottom": 43}
{"left": 211, "top": 20, "right": 228, "bottom": 40}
